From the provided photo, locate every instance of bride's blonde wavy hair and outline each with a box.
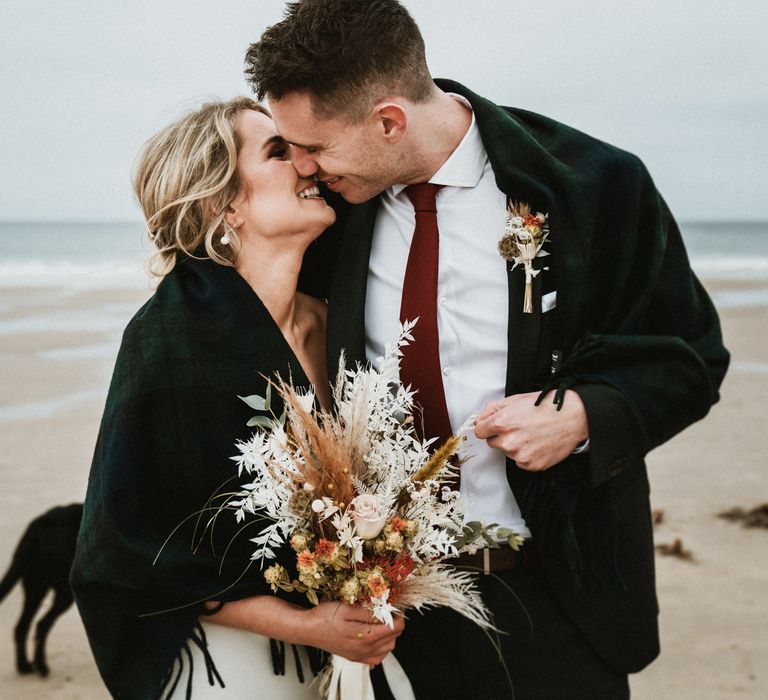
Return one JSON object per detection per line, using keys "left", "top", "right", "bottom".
{"left": 133, "top": 96, "right": 269, "bottom": 277}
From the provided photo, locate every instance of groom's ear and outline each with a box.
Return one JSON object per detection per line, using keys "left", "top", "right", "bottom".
{"left": 373, "top": 102, "right": 407, "bottom": 144}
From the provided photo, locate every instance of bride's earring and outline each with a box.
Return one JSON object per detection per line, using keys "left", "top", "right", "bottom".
{"left": 221, "top": 223, "right": 235, "bottom": 246}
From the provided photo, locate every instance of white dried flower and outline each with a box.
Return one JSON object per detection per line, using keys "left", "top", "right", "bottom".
{"left": 311, "top": 499, "right": 325, "bottom": 513}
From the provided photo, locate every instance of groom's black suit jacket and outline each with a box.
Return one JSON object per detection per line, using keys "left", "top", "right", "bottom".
{"left": 310, "top": 79, "right": 729, "bottom": 673}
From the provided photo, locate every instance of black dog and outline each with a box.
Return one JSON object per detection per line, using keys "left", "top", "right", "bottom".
{"left": 0, "top": 503, "right": 83, "bottom": 676}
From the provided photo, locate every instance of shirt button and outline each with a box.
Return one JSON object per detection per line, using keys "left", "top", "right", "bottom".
{"left": 439, "top": 296, "right": 448, "bottom": 307}
{"left": 442, "top": 366, "right": 452, "bottom": 376}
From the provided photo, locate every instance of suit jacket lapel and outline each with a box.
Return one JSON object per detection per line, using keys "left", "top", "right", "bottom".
{"left": 434, "top": 79, "right": 574, "bottom": 500}
{"left": 505, "top": 246, "right": 553, "bottom": 394}
{"left": 434, "top": 78, "right": 587, "bottom": 358}
{"left": 325, "top": 197, "right": 379, "bottom": 379}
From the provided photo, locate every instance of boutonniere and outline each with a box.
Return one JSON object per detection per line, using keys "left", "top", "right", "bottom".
{"left": 498, "top": 200, "right": 550, "bottom": 313}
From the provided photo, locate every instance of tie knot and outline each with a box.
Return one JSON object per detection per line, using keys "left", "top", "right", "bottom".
{"left": 404, "top": 182, "right": 442, "bottom": 213}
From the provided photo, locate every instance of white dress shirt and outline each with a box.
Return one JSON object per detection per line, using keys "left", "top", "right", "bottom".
{"left": 365, "top": 96, "right": 531, "bottom": 537}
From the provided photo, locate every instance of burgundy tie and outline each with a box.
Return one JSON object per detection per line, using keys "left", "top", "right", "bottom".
{"left": 399, "top": 183, "right": 453, "bottom": 446}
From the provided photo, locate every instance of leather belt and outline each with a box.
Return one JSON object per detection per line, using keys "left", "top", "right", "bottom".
{"left": 453, "top": 542, "right": 538, "bottom": 574}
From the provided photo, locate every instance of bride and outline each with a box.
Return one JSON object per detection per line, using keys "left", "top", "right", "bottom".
{"left": 71, "top": 97, "right": 403, "bottom": 699}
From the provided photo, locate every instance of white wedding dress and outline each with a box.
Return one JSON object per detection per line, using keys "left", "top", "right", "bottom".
{"left": 166, "top": 622, "right": 416, "bottom": 699}
{"left": 166, "top": 622, "right": 321, "bottom": 699}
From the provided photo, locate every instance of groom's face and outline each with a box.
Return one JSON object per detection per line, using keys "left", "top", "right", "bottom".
{"left": 269, "top": 91, "right": 399, "bottom": 204}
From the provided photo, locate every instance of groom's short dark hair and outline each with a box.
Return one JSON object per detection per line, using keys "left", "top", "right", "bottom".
{"left": 245, "top": 0, "right": 433, "bottom": 121}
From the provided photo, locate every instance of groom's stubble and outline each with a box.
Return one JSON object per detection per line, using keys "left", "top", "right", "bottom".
{"left": 269, "top": 91, "right": 412, "bottom": 205}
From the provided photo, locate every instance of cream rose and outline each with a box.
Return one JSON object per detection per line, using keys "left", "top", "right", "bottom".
{"left": 348, "top": 494, "right": 387, "bottom": 540}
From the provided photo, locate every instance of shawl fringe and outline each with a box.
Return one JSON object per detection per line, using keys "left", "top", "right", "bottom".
{"left": 158, "top": 621, "right": 225, "bottom": 700}
{"left": 269, "top": 637, "right": 328, "bottom": 684}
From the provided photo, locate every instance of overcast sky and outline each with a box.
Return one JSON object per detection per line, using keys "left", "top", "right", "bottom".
{"left": 1, "top": 0, "right": 766, "bottom": 222}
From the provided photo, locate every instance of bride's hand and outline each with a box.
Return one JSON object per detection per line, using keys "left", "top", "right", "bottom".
{"left": 306, "top": 600, "right": 405, "bottom": 666}
{"left": 202, "top": 595, "right": 404, "bottom": 666}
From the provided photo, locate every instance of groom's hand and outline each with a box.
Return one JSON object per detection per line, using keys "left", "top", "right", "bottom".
{"left": 309, "top": 601, "right": 405, "bottom": 666}
{"left": 475, "top": 390, "right": 588, "bottom": 471}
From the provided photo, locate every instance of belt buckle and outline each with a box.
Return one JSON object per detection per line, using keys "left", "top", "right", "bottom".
{"left": 483, "top": 548, "right": 490, "bottom": 575}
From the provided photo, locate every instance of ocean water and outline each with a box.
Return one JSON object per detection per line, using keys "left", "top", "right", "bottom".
{"left": 680, "top": 221, "right": 768, "bottom": 281}
{"left": 0, "top": 220, "right": 767, "bottom": 291}
{"left": 0, "top": 221, "right": 152, "bottom": 290}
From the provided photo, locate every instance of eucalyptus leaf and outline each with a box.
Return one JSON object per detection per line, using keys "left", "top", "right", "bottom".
{"left": 464, "top": 521, "right": 483, "bottom": 535}
{"left": 239, "top": 394, "right": 267, "bottom": 411}
{"left": 246, "top": 415, "right": 274, "bottom": 428}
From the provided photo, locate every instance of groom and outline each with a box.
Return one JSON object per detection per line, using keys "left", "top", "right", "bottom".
{"left": 246, "top": 1, "right": 729, "bottom": 698}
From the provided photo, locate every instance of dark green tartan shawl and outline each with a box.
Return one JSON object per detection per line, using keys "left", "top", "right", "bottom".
{"left": 72, "top": 258, "right": 314, "bottom": 699}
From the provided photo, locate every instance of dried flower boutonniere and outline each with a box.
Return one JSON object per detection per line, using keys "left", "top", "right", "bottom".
{"left": 498, "top": 200, "right": 550, "bottom": 313}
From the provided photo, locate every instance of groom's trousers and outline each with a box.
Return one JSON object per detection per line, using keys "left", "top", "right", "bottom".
{"left": 371, "top": 557, "right": 630, "bottom": 700}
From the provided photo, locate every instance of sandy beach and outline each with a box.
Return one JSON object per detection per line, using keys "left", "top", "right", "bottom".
{"left": 0, "top": 277, "right": 766, "bottom": 699}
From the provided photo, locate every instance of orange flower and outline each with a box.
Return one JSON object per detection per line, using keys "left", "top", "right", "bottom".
{"left": 364, "top": 554, "right": 416, "bottom": 603}
{"left": 523, "top": 214, "right": 540, "bottom": 228}
{"left": 315, "top": 538, "right": 337, "bottom": 561}
{"left": 366, "top": 571, "right": 389, "bottom": 598}
{"left": 388, "top": 516, "right": 407, "bottom": 533}
{"left": 297, "top": 550, "right": 316, "bottom": 572}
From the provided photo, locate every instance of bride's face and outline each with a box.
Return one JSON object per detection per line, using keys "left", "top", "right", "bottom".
{"left": 227, "top": 109, "right": 335, "bottom": 241}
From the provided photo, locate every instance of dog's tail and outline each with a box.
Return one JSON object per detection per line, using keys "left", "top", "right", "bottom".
{"left": 0, "top": 533, "right": 29, "bottom": 605}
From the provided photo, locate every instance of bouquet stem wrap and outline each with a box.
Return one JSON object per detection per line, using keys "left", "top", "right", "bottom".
{"left": 523, "top": 265, "right": 535, "bottom": 314}
{"left": 327, "top": 653, "right": 415, "bottom": 700}
{"left": 327, "top": 656, "right": 373, "bottom": 700}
